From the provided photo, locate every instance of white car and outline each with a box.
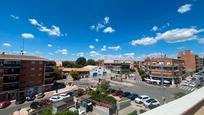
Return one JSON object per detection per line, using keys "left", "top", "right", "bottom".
{"left": 49, "top": 96, "right": 63, "bottom": 102}
{"left": 143, "top": 98, "right": 160, "bottom": 107}
{"left": 188, "top": 83, "right": 196, "bottom": 87}
{"left": 182, "top": 80, "right": 190, "bottom": 86}
{"left": 135, "top": 95, "right": 150, "bottom": 103}
{"left": 59, "top": 93, "right": 71, "bottom": 99}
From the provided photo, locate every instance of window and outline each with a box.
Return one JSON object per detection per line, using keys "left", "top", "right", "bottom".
{"left": 31, "top": 68, "right": 35, "bottom": 71}
{"left": 32, "top": 61, "right": 36, "bottom": 64}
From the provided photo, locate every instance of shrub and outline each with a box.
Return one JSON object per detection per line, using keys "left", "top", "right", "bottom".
{"left": 128, "top": 110, "right": 137, "bottom": 115}
{"left": 174, "top": 92, "right": 186, "bottom": 99}
{"left": 148, "top": 104, "right": 160, "bottom": 109}
{"left": 139, "top": 109, "right": 146, "bottom": 114}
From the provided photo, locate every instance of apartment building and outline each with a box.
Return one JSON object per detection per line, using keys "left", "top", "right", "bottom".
{"left": 144, "top": 57, "right": 185, "bottom": 85}
{"left": 0, "top": 54, "right": 55, "bottom": 100}
{"left": 178, "top": 50, "right": 203, "bottom": 72}
{"left": 99, "top": 59, "right": 133, "bottom": 74}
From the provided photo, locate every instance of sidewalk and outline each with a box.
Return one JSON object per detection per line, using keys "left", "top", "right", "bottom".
{"left": 44, "top": 85, "right": 78, "bottom": 98}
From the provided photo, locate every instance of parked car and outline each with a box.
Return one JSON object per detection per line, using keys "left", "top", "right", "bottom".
{"left": 182, "top": 80, "right": 190, "bottom": 86}
{"left": 143, "top": 98, "right": 160, "bottom": 107}
{"left": 127, "top": 93, "right": 139, "bottom": 100}
{"left": 66, "top": 92, "right": 74, "bottom": 96}
{"left": 26, "top": 96, "right": 35, "bottom": 101}
{"left": 109, "top": 89, "right": 116, "bottom": 94}
{"left": 112, "top": 90, "right": 123, "bottom": 96}
{"left": 59, "top": 93, "right": 71, "bottom": 99}
{"left": 30, "top": 102, "right": 42, "bottom": 109}
{"left": 120, "top": 92, "right": 131, "bottom": 98}
{"left": 38, "top": 99, "right": 53, "bottom": 106}
{"left": 189, "top": 83, "right": 196, "bottom": 87}
{"left": 0, "top": 100, "right": 11, "bottom": 109}
{"left": 135, "top": 95, "right": 150, "bottom": 103}
{"left": 35, "top": 93, "right": 45, "bottom": 99}
{"left": 15, "top": 97, "right": 26, "bottom": 105}
{"left": 49, "top": 96, "right": 63, "bottom": 102}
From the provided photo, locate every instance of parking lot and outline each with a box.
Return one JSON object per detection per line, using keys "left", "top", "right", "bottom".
{"left": 74, "top": 78, "right": 188, "bottom": 104}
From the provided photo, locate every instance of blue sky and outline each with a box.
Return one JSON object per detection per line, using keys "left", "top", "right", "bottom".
{"left": 0, "top": 0, "right": 204, "bottom": 60}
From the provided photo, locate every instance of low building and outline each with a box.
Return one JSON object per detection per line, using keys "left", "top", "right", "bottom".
{"left": 62, "top": 65, "right": 111, "bottom": 79}
{"left": 99, "top": 59, "right": 134, "bottom": 74}
{"left": 178, "top": 50, "right": 203, "bottom": 72}
{"left": 144, "top": 57, "right": 185, "bottom": 85}
{"left": 0, "top": 54, "right": 55, "bottom": 100}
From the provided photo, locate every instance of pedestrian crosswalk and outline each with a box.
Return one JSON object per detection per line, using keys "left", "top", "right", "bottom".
{"left": 179, "top": 86, "right": 196, "bottom": 92}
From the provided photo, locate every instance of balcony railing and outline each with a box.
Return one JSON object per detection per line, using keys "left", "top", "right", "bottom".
{"left": 3, "top": 83, "right": 19, "bottom": 91}
{"left": 142, "top": 87, "right": 204, "bottom": 115}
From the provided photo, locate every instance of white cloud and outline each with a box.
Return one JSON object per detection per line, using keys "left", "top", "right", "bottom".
{"left": 21, "top": 33, "right": 34, "bottom": 39}
{"left": 95, "top": 38, "right": 99, "bottom": 42}
{"left": 156, "top": 28, "right": 203, "bottom": 43}
{"left": 198, "top": 38, "right": 204, "bottom": 44}
{"left": 48, "top": 44, "right": 52, "bottom": 47}
{"left": 90, "top": 23, "right": 105, "bottom": 31}
{"left": 151, "top": 26, "right": 158, "bottom": 31}
{"left": 3, "top": 43, "right": 11, "bottom": 47}
{"left": 131, "top": 37, "right": 157, "bottom": 46}
{"left": 77, "top": 52, "right": 84, "bottom": 57}
{"left": 103, "top": 27, "right": 115, "bottom": 33}
{"left": 55, "top": 49, "right": 68, "bottom": 55}
{"left": 29, "top": 18, "right": 62, "bottom": 37}
{"left": 124, "top": 53, "right": 135, "bottom": 56}
{"left": 10, "top": 14, "right": 19, "bottom": 20}
{"left": 108, "top": 46, "right": 121, "bottom": 51}
{"left": 104, "top": 16, "right": 109, "bottom": 24}
{"left": 178, "top": 4, "right": 192, "bottom": 14}
{"left": 90, "top": 51, "right": 101, "bottom": 57}
{"left": 101, "top": 45, "right": 107, "bottom": 51}
{"left": 89, "top": 45, "right": 95, "bottom": 49}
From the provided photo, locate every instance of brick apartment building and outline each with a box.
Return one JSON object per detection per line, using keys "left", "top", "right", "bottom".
{"left": 143, "top": 57, "right": 185, "bottom": 85}
{"left": 178, "top": 50, "right": 203, "bottom": 72}
{"left": 99, "top": 59, "right": 134, "bottom": 74}
{"left": 0, "top": 54, "right": 55, "bottom": 100}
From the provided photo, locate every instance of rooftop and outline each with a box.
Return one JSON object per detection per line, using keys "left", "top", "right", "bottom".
{"left": 0, "top": 54, "right": 48, "bottom": 61}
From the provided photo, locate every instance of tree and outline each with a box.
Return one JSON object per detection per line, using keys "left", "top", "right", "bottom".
{"left": 53, "top": 67, "right": 61, "bottom": 80}
{"left": 62, "top": 61, "right": 75, "bottom": 68}
{"left": 86, "top": 59, "right": 96, "bottom": 65}
{"left": 75, "top": 57, "right": 86, "bottom": 67}
{"left": 96, "top": 80, "right": 110, "bottom": 95}
{"left": 70, "top": 70, "right": 80, "bottom": 80}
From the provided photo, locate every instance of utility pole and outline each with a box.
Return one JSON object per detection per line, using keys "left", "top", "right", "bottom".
{"left": 161, "top": 52, "right": 166, "bottom": 104}
{"left": 20, "top": 37, "right": 24, "bottom": 55}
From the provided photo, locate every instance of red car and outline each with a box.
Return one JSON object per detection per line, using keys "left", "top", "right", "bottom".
{"left": 112, "top": 90, "right": 123, "bottom": 96}
{"left": 38, "top": 99, "right": 53, "bottom": 106}
{"left": 0, "top": 100, "right": 11, "bottom": 109}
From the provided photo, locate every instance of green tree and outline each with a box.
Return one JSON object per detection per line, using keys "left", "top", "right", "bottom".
{"left": 70, "top": 70, "right": 80, "bottom": 80}
{"left": 75, "top": 57, "right": 86, "bottom": 67}
{"left": 53, "top": 67, "right": 61, "bottom": 80}
{"left": 96, "top": 80, "right": 110, "bottom": 94}
{"left": 62, "top": 61, "right": 76, "bottom": 68}
{"left": 86, "top": 59, "right": 96, "bottom": 65}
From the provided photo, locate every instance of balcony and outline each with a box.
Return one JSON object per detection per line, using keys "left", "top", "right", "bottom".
{"left": 3, "top": 83, "right": 19, "bottom": 91}
{"left": 3, "top": 68, "right": 20, "bottom": 75}
{"left": 44, "top": 79, "right": 54, "bottom": 84}
{"left": 45, "top": 61, "right": 56, "bottom": 67}
{"left": 3, "top": 76, "right": 19, "bottom": 83}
